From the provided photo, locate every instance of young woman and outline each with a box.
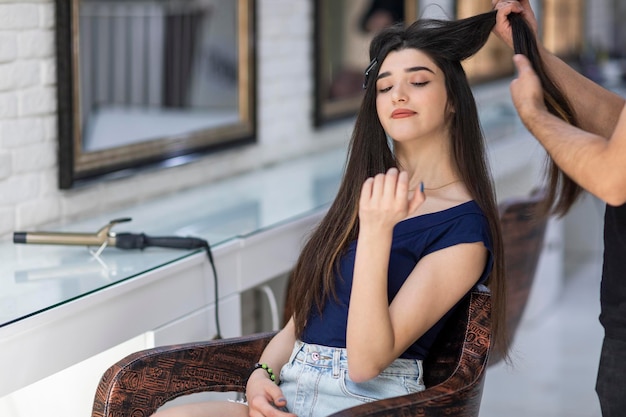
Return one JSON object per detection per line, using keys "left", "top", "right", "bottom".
{"left": 153, "top": 9, "right": 572, "bottom": 416}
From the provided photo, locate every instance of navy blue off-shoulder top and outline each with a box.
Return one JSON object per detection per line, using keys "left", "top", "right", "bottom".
{"left": 301, "top": 200, "right": 493, "bottom": 360}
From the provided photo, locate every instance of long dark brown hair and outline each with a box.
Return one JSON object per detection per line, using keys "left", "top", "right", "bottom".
{"left": 508, "top": 13, "right": 582, "bottom": 215}
{"left": 287, "top": 10, "right": 576, "bottom": 362}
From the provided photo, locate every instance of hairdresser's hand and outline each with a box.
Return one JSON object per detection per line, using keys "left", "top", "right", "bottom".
{"left": 492, "top": 0, "right": 538, "bottom": 48}
{"left": 510, "top": 54, "right": 547, "bottom": 122}
{"left": 246, "top": 371, "right": 296, "bottom": 417}
{"left": 359, "top": 168, "right": 425, "bottom": 232}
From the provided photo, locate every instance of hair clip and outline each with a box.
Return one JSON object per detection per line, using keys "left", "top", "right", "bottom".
{"left": 363, "top": 58, "right": 378, "bottom": 89}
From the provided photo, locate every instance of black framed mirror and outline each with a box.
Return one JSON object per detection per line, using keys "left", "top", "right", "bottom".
{"left": 313, "top": 0, "right": 418, "bottom": 127}
{"left": 55, "top": 0, "right": 256, "bottom": 189}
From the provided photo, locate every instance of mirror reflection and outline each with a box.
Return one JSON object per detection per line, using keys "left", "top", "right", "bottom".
{"left": 314, "top": 0, "right": 417, "bottom": 126}
{"left": 79, "top": 0, "right": 241, "bottom": 152}
{"left": 57, "top": 0, "right": 256, "bottom": 188}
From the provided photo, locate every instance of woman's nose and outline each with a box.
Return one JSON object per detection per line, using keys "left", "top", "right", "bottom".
{"left": 392, "top": 85, "right": 407, "bottom": 103}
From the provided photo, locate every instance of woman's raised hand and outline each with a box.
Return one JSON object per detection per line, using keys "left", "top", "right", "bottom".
{"left": 358, "top": 168, "right": 425, "bottom": 232}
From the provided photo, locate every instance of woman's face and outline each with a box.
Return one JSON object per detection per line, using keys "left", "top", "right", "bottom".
{"left": 375, "top": 48, "right": 451, "bottom": 144}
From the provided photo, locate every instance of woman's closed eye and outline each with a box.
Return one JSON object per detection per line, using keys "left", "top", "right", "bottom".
{"left": 377, "top": 81, "right": 430, "bottom": 93}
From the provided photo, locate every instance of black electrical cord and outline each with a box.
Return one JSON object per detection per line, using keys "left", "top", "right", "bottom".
{"left": 202, "top": 240, "right": 222, "bottom": 340}
{"left": 114, "top": 233, "right": 222, "bottom": 339}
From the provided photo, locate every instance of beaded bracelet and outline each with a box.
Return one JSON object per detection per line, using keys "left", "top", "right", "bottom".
{"left": 253, "top": 363, "right": 277, "bottom": 384}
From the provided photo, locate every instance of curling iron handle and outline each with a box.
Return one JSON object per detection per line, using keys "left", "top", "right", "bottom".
{"left": 114, "top": 233, "right": 207, "bottom": 250}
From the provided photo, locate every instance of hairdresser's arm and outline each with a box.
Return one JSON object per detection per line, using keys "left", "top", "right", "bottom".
{"left": 537, "top": 47, "right": 624, "bottom": 138}
{"left": 246, "top": 319, "right": 297, "bottom": 416}
{"left": 511, "top": 54, "right": 626, "bottom": 206}
{"left": 347, "top": 169, "right": 485, "bottom": 382}
{"left": 492, "top": 0, "right": 625, "bottom": 138}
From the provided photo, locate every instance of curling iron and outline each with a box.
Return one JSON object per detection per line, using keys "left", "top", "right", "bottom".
{"left": 13, "top": 217, "right": 222, "bottom": 338}
{"left": 13, "top": 217, "right": 207, "bottom": 250}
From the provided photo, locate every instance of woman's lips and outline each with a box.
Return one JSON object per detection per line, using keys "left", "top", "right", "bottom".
{"left": 391, "top": 109, "right": 416, "bottom": 119}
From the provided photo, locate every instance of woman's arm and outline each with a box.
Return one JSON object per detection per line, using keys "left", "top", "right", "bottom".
{"left": 254, "top": 318, "right": 297, "bottom": 382}
{"left": 346, "top": 169, "right": 485, "bottom": 382}
{"left": 246, "top": 319, "right": 297, "bottom": 416}
{"left": 348, "top": 237, "right": 486, "bottom": 382}
{"left": 347, "top": 169, "right": 414, "bottom": 382}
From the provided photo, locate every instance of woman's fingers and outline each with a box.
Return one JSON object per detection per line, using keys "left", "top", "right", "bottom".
{"left": 396, "top": 170, "right": 409, "bottom": 201}
{"left": 360, "top": 177, "right": 374, "bottom": 203}
{"left": 383, "top": 167, "right": 399, "bottom": 200}
{"left": 359, "top": 168, "right": 414, "bottom": 223}
{"left": 362, "top": 168, "right": 406, "bottom": 202}
{"left": 371, "top": 171, "right": 386, "bottom": 199}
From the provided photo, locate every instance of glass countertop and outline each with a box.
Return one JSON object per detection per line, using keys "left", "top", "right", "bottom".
{"left": 0, "top": 147, "right": 347, "bottom": 329}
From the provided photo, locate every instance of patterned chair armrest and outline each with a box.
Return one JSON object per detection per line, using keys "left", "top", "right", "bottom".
{"left": 91, "top": 332, "right": 276, "bottom": 417}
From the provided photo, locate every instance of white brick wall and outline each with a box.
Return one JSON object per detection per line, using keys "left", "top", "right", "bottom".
{"left": 0, "top": 0, "right": 353, "bottom": 238}
{"left": 0, "top": 1, "right": 59, "bottom": 236}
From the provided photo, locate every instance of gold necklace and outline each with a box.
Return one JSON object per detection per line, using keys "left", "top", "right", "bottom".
{"left": 410, "top": 179, "right": 461, "bottom": 192}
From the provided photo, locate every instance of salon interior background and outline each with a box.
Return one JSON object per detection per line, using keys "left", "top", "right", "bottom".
{"left": 1, "top": 1, "right": 626, "bottom": 417}
{"left": 0, "top": 0, "right": 624, "bottom": 240}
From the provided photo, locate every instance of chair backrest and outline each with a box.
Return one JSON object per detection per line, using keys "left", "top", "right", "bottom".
{"left": 489, "top": 189, "right": 548, "bottom": 365}
{"left": 422, "top": 285, "right": 491, "bottom": 388}
{"left": 329, "top": 285, "right": 492, "bottom": 417}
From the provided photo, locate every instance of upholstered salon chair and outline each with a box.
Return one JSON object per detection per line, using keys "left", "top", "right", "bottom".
{"left": 92, "top": 285, "right": 492, "bottom": 417}
{"left": 488, "top": 189, "right": 548, "bottom": 366}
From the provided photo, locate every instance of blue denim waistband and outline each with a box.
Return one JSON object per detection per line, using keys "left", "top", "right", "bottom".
{"left": 291, "top": 340, "right": 422, "bottom": 377}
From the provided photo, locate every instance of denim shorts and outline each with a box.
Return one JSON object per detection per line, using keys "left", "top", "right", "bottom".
{"left": 278, "top": 340, "right": 424, "bottom": 417}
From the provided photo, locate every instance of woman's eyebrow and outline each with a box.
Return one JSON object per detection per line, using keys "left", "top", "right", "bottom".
{"left": 377, "top": 66, "right": 435, "bottom": 80}
{"left": 406, "top": 66, "right": 435, "bottom": 74}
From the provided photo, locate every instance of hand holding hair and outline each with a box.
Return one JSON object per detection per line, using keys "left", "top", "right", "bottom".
{"left": 492, "top": 0, "right": 539, "bottom": 49}
{"left": 510, "top": 54, "right": 547, "bottom": 119}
